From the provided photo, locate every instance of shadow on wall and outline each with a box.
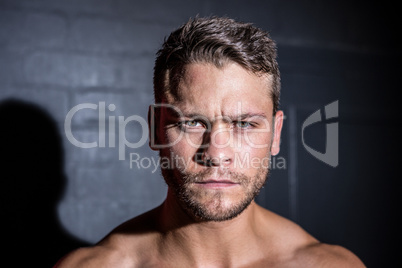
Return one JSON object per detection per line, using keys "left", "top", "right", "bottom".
{"left": 0, "top": 98, "right": 89, "bottom": 266}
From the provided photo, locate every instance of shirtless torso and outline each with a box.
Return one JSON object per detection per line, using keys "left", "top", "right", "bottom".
{"left": 56, "top": 17, "right": 366, "bottom": 268}
{"left": 55, "top": 200, "right": 365, "bottom": 268}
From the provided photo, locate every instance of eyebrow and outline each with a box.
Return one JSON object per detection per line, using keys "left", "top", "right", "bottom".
{"left": 235, "top": 113, "right": 268, "bottom": 120}
{"left": 181, "top": 112, "right": 268, "bottom": 121}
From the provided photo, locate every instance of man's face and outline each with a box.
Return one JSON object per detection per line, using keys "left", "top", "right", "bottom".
{"left": 153, "top": 62, "right": 283, "bottom": 222}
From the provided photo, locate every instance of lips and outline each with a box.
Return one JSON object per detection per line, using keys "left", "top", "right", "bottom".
{"left": 194, "top": 179, "right": 239, "bottom": 188}
{"left": 197, "top": 180, "right": 237, "bottom": 184}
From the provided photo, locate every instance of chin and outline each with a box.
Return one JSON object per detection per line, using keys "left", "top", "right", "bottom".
{"left": 180, "top": 188, "right": 256, "bottom": 222}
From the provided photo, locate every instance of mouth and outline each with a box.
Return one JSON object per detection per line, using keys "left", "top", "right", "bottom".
{"left": 194, "top": 180, "right": 240, "bottom": 189}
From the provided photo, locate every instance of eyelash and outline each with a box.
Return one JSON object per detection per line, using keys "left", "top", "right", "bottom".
{"left": 236, "top": 121, "right": 252, "bottom": 128}
{"left": 179, "top": 120, "right": 255, "bottom": 130}
{"left": 182, "top": 120, "right": 203, "bottom": 127}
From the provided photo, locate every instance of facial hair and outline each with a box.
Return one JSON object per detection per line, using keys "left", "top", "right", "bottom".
{"left": 161, "top": 152, "right": 270, "bottom": 222}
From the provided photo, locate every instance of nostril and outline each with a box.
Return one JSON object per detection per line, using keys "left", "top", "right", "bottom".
{"left": 220, "top": 156, "right": 231, "bottom": 166}
{"left": 204, "top": 158, "right": 214, "bottom": 167}
{"left": 194, "top": 151, "right": 205, "bottom": 165}
{"left": 202, "top": 152, "right": 231, "bottom": 167}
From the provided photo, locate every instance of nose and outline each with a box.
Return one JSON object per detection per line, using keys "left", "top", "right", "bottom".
{"left": 201, "top": 123, "right": 233, "bottom": 167}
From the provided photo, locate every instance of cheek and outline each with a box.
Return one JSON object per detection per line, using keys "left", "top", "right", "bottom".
{"left": 166, "top": 127, "right": 204, "bottom": 146}
{"left": 235, "top": 145, "right": 270, "bottom": 165}
{"left": 236, "top": 131, "right": 272, "bottom": 151}
{"left": 164, "top": 129, "right": 201, "bottom": 170}
{"left": 167, "top": 127, "right": 206, "bottom": 151}
{"left": 234, "top": 134, "right": 271, "bottom": 173}
{"left": 164, "top": 127, "right": 180, "bottom": 145}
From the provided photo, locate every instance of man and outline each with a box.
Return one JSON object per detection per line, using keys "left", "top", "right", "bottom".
{"left": 56, "top": 16, "right": 365, "bottom": 267}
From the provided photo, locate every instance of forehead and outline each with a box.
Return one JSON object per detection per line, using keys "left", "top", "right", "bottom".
{"left": 166, "top": 63, "right": 274, "bottom": 118}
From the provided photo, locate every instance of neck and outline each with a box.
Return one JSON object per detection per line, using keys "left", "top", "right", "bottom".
{"left": 156, "top": 189, "right": 265, "bottom": 266}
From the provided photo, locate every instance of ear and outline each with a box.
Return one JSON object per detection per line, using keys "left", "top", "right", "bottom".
{"left": 148, "top": 105, "right": 160, "bottom": 151}
{"left": 271, "top": 110, "right": 284, "bottom": 156}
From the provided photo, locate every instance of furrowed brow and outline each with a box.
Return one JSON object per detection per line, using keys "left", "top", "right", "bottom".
{"left": 181, "top": 113, "right": 207, "bottom": 119}
{"left": 175, "top": 112, "right": 268, "bottom": 122}
{"left": 233, "top": 113, "right": 268, "bottom": 120}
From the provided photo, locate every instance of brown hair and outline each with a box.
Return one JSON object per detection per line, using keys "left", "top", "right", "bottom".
{"left": 153, "top": 16, "right": 281, "bottom": 113}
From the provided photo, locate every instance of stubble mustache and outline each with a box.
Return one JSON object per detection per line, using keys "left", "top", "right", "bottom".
{"left": 180, "top": 167, "right": 249, "bottom": 186}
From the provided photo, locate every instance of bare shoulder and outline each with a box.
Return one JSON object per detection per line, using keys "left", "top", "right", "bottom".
{"left": 54, "top": 230, "right": 158, "bottom": 267}
{"left": 292, "top": 242, "right": 366, "bottom": 267}
{"left": 260, "top": 208, "right": 365, "bottom": 267}
{"left": 55, "top": 207, "right": 162, "bottom": 268}
{"left": 54, "top": 244, "right": 131, "bottom": 268}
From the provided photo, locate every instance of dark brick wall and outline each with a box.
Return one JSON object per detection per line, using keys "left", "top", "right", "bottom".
{"left": 0, "top": 0, "right": 398, "bottom": 266}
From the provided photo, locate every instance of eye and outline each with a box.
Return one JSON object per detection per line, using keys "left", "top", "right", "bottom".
{"left": 180, "top": 120, "right": 204, "bottom": 128}
{"left": 236, "top": 121, "right": 252, "bottom": 128}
